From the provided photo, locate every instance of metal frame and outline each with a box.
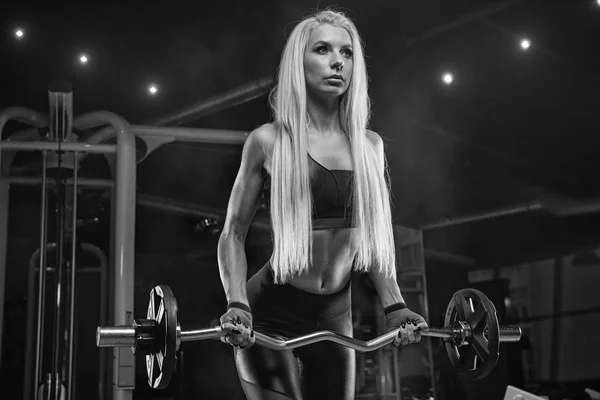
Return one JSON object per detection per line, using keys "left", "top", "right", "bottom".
{"left": 0, "top": 107, "right": 136, "bottom": 400}
{"left": 0, "top": 76, "right": 269, "bottom": 399}
{"left": 24, "top": 243, "right": 108, "bottom": 400}
{"left": 0, "top": 105, "right": 253, "bottom": 400}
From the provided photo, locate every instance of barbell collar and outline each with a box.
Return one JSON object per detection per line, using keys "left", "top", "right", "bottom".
{"left": 498, "top": 324, "right": 522, "bottom": 342}
{"left": 97, "top": 326, "right": 136, "bottom": 347}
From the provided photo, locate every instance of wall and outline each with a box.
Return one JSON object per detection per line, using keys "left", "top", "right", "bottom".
{"left": 469, "top": 249, "right": 600, "bottom": 383}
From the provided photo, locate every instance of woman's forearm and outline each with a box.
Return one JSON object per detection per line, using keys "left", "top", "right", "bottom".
{"left": 217, "top": 232, "right": 249, "bottom": 305}
{"left": 368, "top": 268, "right": 405, "bottom": 308}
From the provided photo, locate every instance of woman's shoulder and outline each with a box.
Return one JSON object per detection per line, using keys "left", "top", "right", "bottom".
{"left": 365, "top": 129, "right": 386, "bottom": 168}
{"left": 247, "top": 122, "right": 278, "bottom": 157}
{"left": 365, "top": 129, "right": 383, "bottom": 148}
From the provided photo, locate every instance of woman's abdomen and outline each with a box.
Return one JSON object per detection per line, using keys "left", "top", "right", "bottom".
{"left": 287, "top": 228, "right": 358, "bottom": 294}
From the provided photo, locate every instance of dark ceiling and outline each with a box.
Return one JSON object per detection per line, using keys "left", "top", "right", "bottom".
{"left": 2, "top": 0, "right": 600, "bottom": 269}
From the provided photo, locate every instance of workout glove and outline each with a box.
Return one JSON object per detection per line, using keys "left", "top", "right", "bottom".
{"left": 385, "top": 305, "right": 428, "bottom": 347}
{"left": 219, "top": 303, "right": 255, "bottom": 349}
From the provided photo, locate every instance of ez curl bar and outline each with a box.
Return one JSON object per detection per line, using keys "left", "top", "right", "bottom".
{"left": 97, "top": 285, "right": 522, "bottom": 389}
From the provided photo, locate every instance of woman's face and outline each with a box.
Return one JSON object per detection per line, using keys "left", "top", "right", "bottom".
{"left": 304, "top": 24, "right": 353, "bottom": 98}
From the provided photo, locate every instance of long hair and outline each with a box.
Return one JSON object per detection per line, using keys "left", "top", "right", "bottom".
{"left": 268, "top": 9, "right": 396, "bottom": 284}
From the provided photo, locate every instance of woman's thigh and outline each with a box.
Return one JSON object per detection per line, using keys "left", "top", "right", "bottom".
{"left": 298, "top": 309, "right": 356, "bottom": 400}
{"left": 234, "top": 341, "right": 304, "bottom": 400}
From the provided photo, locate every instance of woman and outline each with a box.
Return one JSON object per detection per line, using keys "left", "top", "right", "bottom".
{"left": 217, "top": 9, "right": 428, "bottom": 400}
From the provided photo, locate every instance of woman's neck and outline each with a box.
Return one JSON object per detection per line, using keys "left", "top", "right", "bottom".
{"left": 306, "top": 93, "right": 342, "bottom": 137}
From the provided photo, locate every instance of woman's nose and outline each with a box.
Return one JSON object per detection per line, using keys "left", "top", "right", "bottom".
{"left": 331, "top": 59, "right": 344, "bottom": 70}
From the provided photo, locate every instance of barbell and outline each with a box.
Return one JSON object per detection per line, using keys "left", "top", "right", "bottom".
{"left": 96, "top": 285, "right": 522, "bottom": 389}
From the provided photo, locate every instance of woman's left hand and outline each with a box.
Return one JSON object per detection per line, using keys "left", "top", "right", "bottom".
{"left": 385, "top": 308, "right": 428, "bottom": 347}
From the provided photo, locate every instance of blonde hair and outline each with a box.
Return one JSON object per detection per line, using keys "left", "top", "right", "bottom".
{"left": 268, "top": 9, "right": 396, "bottom": 284}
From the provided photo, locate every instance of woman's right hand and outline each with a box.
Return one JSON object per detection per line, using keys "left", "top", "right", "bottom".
{"left": 219, "top": 306, "right": 255, "bottom": 349}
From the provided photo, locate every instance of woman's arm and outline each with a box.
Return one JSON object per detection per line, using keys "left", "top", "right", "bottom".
{"left": 368, "top": 268, "right": 405, "bottom": 308}
{"left": 365, "top": 129, "right": 427, "bottom": 347}
{"left": 217, "top": 124, "right": 274, "bottom": 305}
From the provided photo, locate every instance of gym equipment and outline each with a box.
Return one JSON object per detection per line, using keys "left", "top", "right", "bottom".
{"left": 0, "top": 81, "right": 137, "bottom": 400}
{"left": 1, "top": 80, "right": 262, "bottom": 399}
{"left": 97, "top": 285, "right": 522, "bottom": 389}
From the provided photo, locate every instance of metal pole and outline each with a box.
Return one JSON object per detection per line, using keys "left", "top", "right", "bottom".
{"left": 78, "top": 243, "right": 109, "bottom": 400}
{"left": 420, "top": 202, "right": 543, "bottom": 230}
{"left": 0, "top": 141, "right": 116, "bottom": 154}
{"left": 0, "top": 150, "right": 7, "bottom": 366}
{"left": 74, "top": 111, "right": 136, "bottom": 400}
{"left": 24, "top": 245, "right": 56, "bottom": 400}
{"left": 0, "top": 107, "right": 49, "bottom": 129}
{"left": 24, "top": 249, "right": 39, "bottom": 400}
{"left": 67, "top": 152, "right": 79, "bottom": 400}
{"left": 82, "top": 75, "right": 269, "bottom": 148}
{"left": 98, "top": 323, "right": 522, "bottom": 349}
{"left": 47, "top": 83, "right": 82, "bottom": 398}
{"left": 34, "top": 151, "right": 50, "bottom": 394}
{"left": 99, "top": 255, "right": 107, "bottom": 400}
{"left": 135, "top": 193, "right": 271, "bottom": 231}
{"left": 150, "top": 75, "right": 273, "bottom": 126}
{"left": 132, "top": 125, "right": 247, "bottom": 144}
{"left": 111, "top": 117, "right": 136, "bottom": 400}
{"left": 49, "top": 109, "right": 68, "bottom": 400}
{"left": 1, "top": 176, "right": 113, "bottom": 188}
{"left": 405, "top": 0, "right": 529, "bottom": 46}
{"left": 136, "top": 194, "right": 224, "bottom": 220}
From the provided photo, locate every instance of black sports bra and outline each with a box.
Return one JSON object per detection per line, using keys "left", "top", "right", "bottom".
{"left": 262, "top": 154, "right": 354, "bottom": 230}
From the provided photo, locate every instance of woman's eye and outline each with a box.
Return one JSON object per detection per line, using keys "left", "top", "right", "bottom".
{"left": 316, "top": 46, "right": 328, "bottom": 54}
{"left": 342, "top": 49, "right": 353, "bottom": 58}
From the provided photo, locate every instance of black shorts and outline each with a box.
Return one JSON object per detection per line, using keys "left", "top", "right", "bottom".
{"left": 247, "top": 263, "right": 352, "bottom": 338}
{"left": 234, "top": 262, "right": 355, "bottom": 400}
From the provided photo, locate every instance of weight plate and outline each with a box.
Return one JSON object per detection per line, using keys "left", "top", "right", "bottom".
{"left": 146, "top": 285, "right": 178, "bottom": 389}
{"left": 444, "top": 288, "right": 500, "bottom": 380}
